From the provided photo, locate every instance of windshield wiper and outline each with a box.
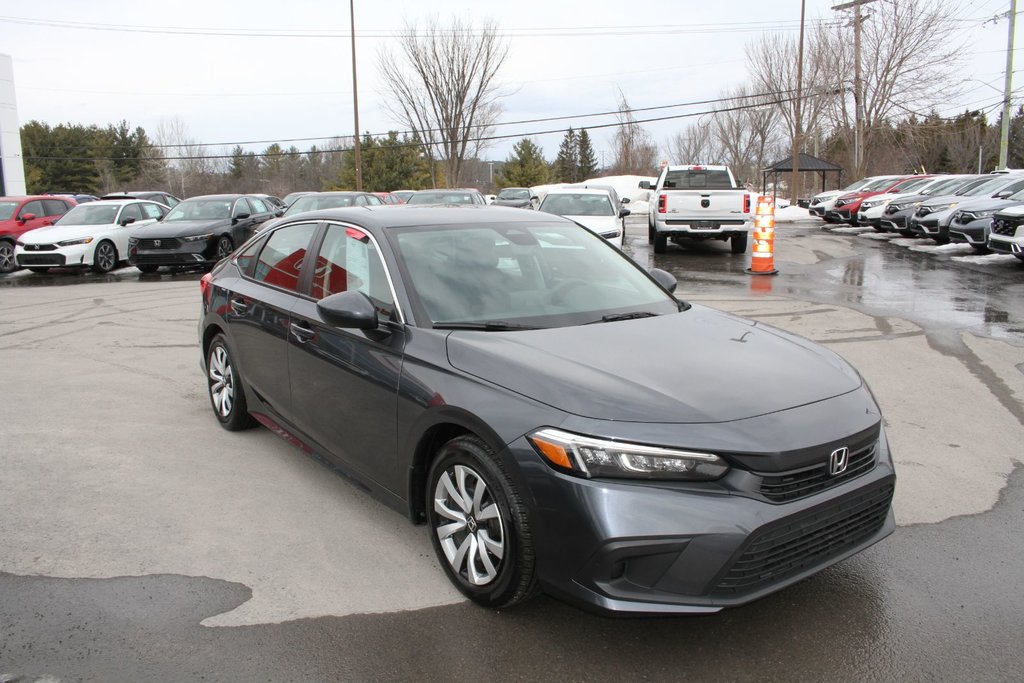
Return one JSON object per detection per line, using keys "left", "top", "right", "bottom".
{"left": 587, "top": 311, "right": 661, "bottom": 324}
{"left": 433, "top": 321, "right": 543, "bottom": 331}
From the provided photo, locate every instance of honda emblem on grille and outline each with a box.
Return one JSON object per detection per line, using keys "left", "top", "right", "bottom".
{"left": 829, "top": 447, "right": 850, "bottom": 476}
{"left": 154, "top": 240, "right": 161, "bottom": 247}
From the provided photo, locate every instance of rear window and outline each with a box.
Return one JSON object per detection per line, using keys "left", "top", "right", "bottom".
{"left": 662, "top": 169, "right": 735, "bottom": 190}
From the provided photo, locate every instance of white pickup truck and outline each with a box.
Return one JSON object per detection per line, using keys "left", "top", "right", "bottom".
{"left": 639, "top": 165, "right": 753, "bottom": 254}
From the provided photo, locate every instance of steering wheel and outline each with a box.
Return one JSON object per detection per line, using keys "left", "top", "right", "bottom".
{"left": 550, "top": 278, "right": 588, "bottom": 305}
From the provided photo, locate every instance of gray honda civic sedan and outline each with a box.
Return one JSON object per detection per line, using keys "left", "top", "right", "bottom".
{"left": 198, "top": 205, "right": 895, "bottom": 614}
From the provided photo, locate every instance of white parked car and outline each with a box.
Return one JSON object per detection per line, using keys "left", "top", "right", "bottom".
{"left": 15, "top": 199, "right": 169, "bottom": 274}
{"left": 988, "top": 203, "right": 1024, "bottom": 261}
{"left": 536, "top": 188, "right": 629, "bottom": 246}
{"left": 809, "top": 176, "right": 901, "bottom": 222}
{"left": 855, "top": 176, "right": 944, "bottom": 229}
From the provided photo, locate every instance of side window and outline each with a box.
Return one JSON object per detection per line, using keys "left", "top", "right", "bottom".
{"left": 354, "top": 195, "right": 368, "bottom": 206}
{"left": 235, "top": 234, "right": 267, "bottom": 276}
{"left": 366, "top": 195, "right": 383, "bottom": 205}
{"left": 140, "top": 202, "right": 165, "bottom": 220}
{"left": 42, "top": 199, "right": 70, "bottom": 216}
{"left": 252, "top": 223, "right": 317, "bottom": 292}
{"left": 312, "top": 224, "right": 396, "bottom": 320}
{"left": 20, "top": 200, "right": 44, "bottom": 218}
{"left": 233, "top": 198, "right": 253, "bottom": 217}
{"left": 120, "top": 203, "right": 144, "bottom": 223}
{"left": 250, "top": 197, "right": 268, "bottom": 213}
{"left": 164, "top": 195, "right": 180, "bottom": 207}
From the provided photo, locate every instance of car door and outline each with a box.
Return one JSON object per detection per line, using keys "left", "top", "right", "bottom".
{"left": 230, "top": 197, "right": 257, "bottom": 246}
{"left": 110, "top": 203, "right": 153, "bottom": 255}
{"left": 287, "top": 222, "right": 406, "bottom": 486}
{"left": 247, "top": 196, "right": 275, "bottom": 229}
{"left": 16, "top": 200, "right": 51, "bottom": 235}
{"left": 41, "top": 199, "right": 73, "bottom": 224}
{"left": 225, "top": 221, "right": 320, "bottom": 421}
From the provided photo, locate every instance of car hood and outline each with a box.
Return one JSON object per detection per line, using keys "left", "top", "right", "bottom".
{"left": 494, "top": 199, "right": 532, "bottom": 208}
{"left": 565, "top": 215, "right": 618, "bottom": 234}
{"left": 993, "top": 202, "right": 1024, "bottom": 218}
{"left": 446, "top": 305, "right": 863, "bottom": 423}
{"left": 954, "top": 197, "right": 1021, "bottom": 213}
{"left": 20, "top": 223, "right": 114, "bottom": 243}
{"left": 133, "top": 218, "right": 231, "bottom": 238}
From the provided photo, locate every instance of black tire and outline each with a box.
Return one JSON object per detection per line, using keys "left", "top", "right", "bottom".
{"left": 0, "top": 239, "right": 16, "bottom": 274}
{"left": 822, "top": 215, "right": 839, "bottom": 224}
{"left": 215, "top": 235, "right": 234, "bottom": 261}
{"left": 427, "top": 435, "right": 538, "bottom": 609}
{"left": 970, "top": 244, "right": 989, "bottom": 254}
{"left": 136, "top": 264, "right": 159, "bottom": 274}
{"left": 731, "top": 232, "right": 748, "bottom": 254}
{"left": 897, "top": 229, "right": 915, "bottom": 238}
{"left": 873, "top": 225, "right": 888, "bottom": 233}
{"left": 206, "top": 334, "right": 257, "bottom": 431}
{"left": 931, "top": 236, "right": 949, "bottom": 245}
{"left": 653, "top": 232, "right": 668, "bottom": 254}
{"left": 647, "top": 216, "right": 655, "bottom": 243}
{"left": 91, "top": 240, "right": 118, "bottom": 273}
{"left": 27, "top": 267, "right": 50, "bottom": 274}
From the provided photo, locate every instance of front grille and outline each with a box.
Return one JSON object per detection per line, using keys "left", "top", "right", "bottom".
{"left": 132, "top": 252, "right": 201, "bottom": 265}
{"left": 23, "top": 243, "right": 58, "bottom": 251}
{"left": 712, "top": 482, "right": 894, "bottom": 596}
{"left": 759, "top": 443, "right": 877, "bottom": 502}
{"left": 136, "top": 238, "right": 182, "bottom": 249}
{"left": 990, "top": 219, "right": 1018, "bottom": 237}
{"left": 18, "top": 253, "right": 66, "bottom": 266}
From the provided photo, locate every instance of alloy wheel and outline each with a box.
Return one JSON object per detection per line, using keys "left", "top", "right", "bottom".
{"left": 95, "top": 242, "right": 116, "bottom": 272}
{"left": 433, "top": 464, "right": 505, "bottom": 586}
{"left": 208, "top": 345, "right": 234, "bottom": 418}
{"left": 0, "top": 242, "right": 14, "bottom": 273}
{"left": 216, "top": 237, "right": 233, "bottom": 260}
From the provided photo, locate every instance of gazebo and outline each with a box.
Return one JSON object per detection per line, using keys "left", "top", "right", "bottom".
{"left": 761, "top": 153, "right": 844, "bottom": 202}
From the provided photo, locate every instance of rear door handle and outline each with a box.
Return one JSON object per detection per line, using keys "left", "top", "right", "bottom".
{"left": 290, "top": 322, "right": 316, "bottom": 343}
{"left": 229, "top": 298, "right": 250, "bottom": 315}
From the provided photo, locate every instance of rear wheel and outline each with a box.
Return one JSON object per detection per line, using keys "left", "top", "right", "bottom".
{"left": 427, "top": 435, "right": 538, "bottom": 609}
{"left": 206, "top": 334, "right": 257, "bottom": 431}
{"left": 731, "top": 232, "right": 748, "bottom": 254}
{"left": 653, "top": 232, "right": 667, "bottom": 254}
{"left": 91, "top": 240, "right": 118, "bottom": 273}
{"left": 0, "top": 240, "right": 16, "bottom": 274}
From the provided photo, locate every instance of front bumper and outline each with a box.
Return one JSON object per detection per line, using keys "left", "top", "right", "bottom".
{"left": 15, "top": 242, "right": 93, "bottom": 268}
{"left": 988, "top": 234, "right": 1024, "bottom": 256}
{"left": 949, "top": 219, "right": 990, "bottom": 245}
{"left": 130, "top": 237, "right": 217, "bottom": 267}
{"left": 515, "top": 426, "right": 896, "bottom": 614}
{"left": 654, "top": 219, "right": 751, "bottom": 238}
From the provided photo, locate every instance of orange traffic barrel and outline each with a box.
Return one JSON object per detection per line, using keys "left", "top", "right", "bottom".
{"left": 746, "top": 195, "right": 779, "bottom": 276}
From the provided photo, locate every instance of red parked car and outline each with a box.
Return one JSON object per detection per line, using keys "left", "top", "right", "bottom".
{"left": 826, "top": 176, "right": 929, "bottom": 225}
{"left": 0, "top": 195, "right": 77, "bottom": 273}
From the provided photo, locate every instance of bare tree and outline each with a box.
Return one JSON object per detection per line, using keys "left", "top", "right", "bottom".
{"left": 710, "top": 87, "right": 783, "bottom": 188}
{"left": 668, "top": 118, "right": 722, "bottom": 166}
{"left": 153, "top": 117, "right": 218, "bottom": 198}
{"left": 378, "top": 17, "right": 508, "bottom": 187}
{"left": 611, "top": 91, "right": 658, "bottom": 175}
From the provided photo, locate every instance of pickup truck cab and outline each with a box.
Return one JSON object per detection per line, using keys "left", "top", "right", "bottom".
{"left": 639, "top": 165, "right": 752, "bottom": 254}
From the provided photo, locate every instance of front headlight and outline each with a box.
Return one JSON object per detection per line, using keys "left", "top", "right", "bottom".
{"left": 528, "top": 428, "right": 729, "bottom": 481}
{"left": 57, "top": 237, "right": 94, "bottom": 246}
{"left": 128, "top": 237, "right": 139, "bottom": 245}
{"left": 182, "top": 233, "right": 215, "bottom": 242}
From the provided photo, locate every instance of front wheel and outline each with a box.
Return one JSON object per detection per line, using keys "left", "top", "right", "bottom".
{"left": 136, "top": 264, "right": 159, "bottom": 274}
{"left": 731, "top": 232, "right": 748, "bottom": 254}
{"left": 206, "top": 334, "right": 257, "bottom": 431}
{"left": 427, "top": 435, "right": 538, "bottom": 609}
{"left": 970, "top": 244, "right": 989, "bottom": 254}
{"left": 91, "top": 240, "right": 118, "bottom": 273}
{"left": 215, "top": 235, "right": 234, "bottom": 261}
{"left": 0, "top": 240, "right": 16, "bottom": 274}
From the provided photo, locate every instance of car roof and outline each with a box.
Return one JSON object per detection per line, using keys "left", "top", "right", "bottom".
{"left": 1, "top": 195, "right": 71, "bottom": 201}
{"left": 542, "top": 188, "right": 611, "bottom": 196}
{"left": 72, "top": 198, "right": 142, "bottom": 206}
{"left": 180, "top": 194, "right": 247, "bottom": 201}
{"left": 267, "top": 204, "right": 563, "bottom": 231}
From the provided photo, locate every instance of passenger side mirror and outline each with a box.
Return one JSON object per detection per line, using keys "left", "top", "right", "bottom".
{"left": 649, "top": 267, "right": 677, "bottom": 293}
{"left": 619, "top": 208, "right": 631, "bottom": 218}
{"left": 638, "top": 181, "right": 652, "bottom": 190}
{"left": 620, "top": 197, "right": 631, "bottom": 204}
{"left": 317, "top": 290, "right": 379, "bottom": 330}
{"left": 997, "top": 190, "right": 1013, "bottom": 198}
{"left": 19, "top": 213, "right": 36, "bottom": 223}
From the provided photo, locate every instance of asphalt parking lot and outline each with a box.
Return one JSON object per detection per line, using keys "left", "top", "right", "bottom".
{"left": 1, "top": 216, "right": 1022, "bottom": 681}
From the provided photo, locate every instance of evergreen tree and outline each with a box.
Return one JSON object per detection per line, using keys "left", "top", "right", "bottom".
{"left": 577, "top": 129, "right": 598, "bottom": 180}
{"left": 498, "top": 138, "right": 549, "bottom": 187}
{"left": 553, "top": 127, "right": 579, "bottom": 182}
{"left": 334, "top": 132, "right": 433, "bottom": 190}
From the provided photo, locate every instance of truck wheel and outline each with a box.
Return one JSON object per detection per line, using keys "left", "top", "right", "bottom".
{"left": 653, "top": 232, "right": 667, "bottom": 254}
{"left": 731, "top": 232, "right": 748, "bottom": 254}
{"left": 648, "top": 218, "right": 654, "bottom": 243}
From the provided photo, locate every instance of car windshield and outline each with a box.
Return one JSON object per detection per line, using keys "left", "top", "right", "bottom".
{"left": 285, "top": 195, "right": 356, "bottom": 214}
{"left": 841, "top": 177, "right": 880, "bottom": 192}
{"left": 539, "top": 193, "right": 614, "bottom": 217}
{"left": 55, "top": 204, "right": 119, "bottom": 226}
{"left": 498, "top": 189, "right": 531, "bottom": 200}
{"left": 963, "top": 176, "right": 1018, "bottom": 197}
{"left": 392, "top": 221, "right": 679, "bottom": 328}
{"left": 922, "top": 177, "right": 970, "bottom": 195}
{"left": 165, "top": 199, "right": 232, "bottom": 221}
{"left": 407, "top": 192, "right": 478, "bottom": 205}
{"left": 866, "top": 176, "right": 908, "bottom": 191}
{"left": 0, "top": 201, "right": 17, "bottom": 220}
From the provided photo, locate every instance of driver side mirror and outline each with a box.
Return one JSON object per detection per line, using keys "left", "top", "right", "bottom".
{"left": 18, "top": 213, "right": 36, "bottom": 223}
{"left": 620, "top": 197, "right": 631, "bottom": 204}
{"left": 120, "top": 217, "right": 136, "bottom": 227}
{"left": 638, "top": 181, "right": 652, "bottom": 190}
{"left": 317, "top": 290, "right": 379, "bottom": 330}
{"left": 619, "top": 208, "right": 631, "bottom": 218}
{"left": 232, "top": 212, "right": 251, "bottom": 224}
{"left": 649, "top": 267, "right": 677, "bottom": 293}
{"left": 997, "top": 190, "right": 1013, "bottom": 198}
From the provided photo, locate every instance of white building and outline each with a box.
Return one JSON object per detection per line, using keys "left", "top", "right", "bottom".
{"left": 0, "top": 53, "right": 27, "bottom": 196}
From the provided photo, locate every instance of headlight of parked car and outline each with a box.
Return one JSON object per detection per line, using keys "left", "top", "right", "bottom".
{"left": 57, "top": 237, "right": 94, "bottom": 246}
{"left": 182, "top": 233, "right": 215, "bottom": 242}
{"left": 528, "top": 428, "right": 729, "bottom": 481}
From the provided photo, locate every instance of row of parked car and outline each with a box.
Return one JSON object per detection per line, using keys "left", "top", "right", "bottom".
{"left": 807, "top": 171, "right": 1024, "bottom": 260}
{"left": 0, "top": 185, "right": 631, "bottom": 276}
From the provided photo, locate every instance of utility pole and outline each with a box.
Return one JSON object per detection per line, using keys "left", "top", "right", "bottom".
{"left": 350, "top": 0, "right": 363, "bottom": 190}
{"left": 832, "top": 0, "right": 876, "bottom": 179}
{"left": 791, "top": 0, "right": 806, "bottom": 205}
{"left": 998, "top": 0, "right": 1017, "bottom": 170}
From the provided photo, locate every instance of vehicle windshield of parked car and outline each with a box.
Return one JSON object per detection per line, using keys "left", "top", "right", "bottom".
{"left": 864, "top": 176, "right": 907, "bottom": 192}
{"left": 393, "top": 221, "right": 679, "bottom": 328}
{"left": 285, "top": 195, "right": 356, "bottom": 215}
{"left": 498, "top": 189, "right": 531, "bottom": 200}
{"left": 539, "top": 193, "right": 614, "bottom": 217}
{"left": 887, "top": 177, "right": 932, "bottom": 193}
{"left": 962, "top": 176, "right": 1020, "bottom": 197}
{"left": 406, "top": 192, "right": 479, "bottom": 205}
{"left": 165, "top": 199, "right": 232, "bottom": 221}
{"left": 55, "top": 204, "right": 119, "bottom": 226}
{"left": 841, "top": 177, "right": 881, "bottom": 192}
{"left": 922, "top": 177, "right": 970, "bottom": 196}
{"left": 662, "top": 169, "right": 734, "bottom": 189}
{"left": 0, "top": 201, "right": 18, "bottom": 220}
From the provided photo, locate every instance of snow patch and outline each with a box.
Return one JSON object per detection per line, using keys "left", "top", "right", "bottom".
{"left": 858, "top": 232, "right": 895, "bottom": 240}
{"left": 774, "top": 205, "right": 815, "bottom": 223}
{"left": 952, "top": 253, "right": 1021, "bottom": 265}
{"left": 828, "top": 226, "right": 874, "bottom": 234}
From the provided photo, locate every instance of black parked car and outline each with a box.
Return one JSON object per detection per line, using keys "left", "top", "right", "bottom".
{"left": 102, "top": 190, "right": 181, "bottom": 208}
{"left": 129, "top": 194, "right": 276, "bottom": 273}
{"left": 198, "top": 205, "right": 895, "bottom": 614}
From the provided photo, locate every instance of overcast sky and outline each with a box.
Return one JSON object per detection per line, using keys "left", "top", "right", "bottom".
{"left": 0, "top": 0, "right": 1016, "bottom": 165}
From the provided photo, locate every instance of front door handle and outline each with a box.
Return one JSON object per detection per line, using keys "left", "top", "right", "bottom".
{"left": 290, "top": 322, "right": 316, "bottom": 344}
{"left": 229, "top": 298, "right": 249, "bottom": 315}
